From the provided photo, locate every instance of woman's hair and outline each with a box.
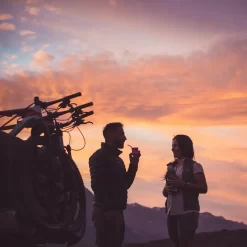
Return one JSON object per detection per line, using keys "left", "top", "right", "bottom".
{"left": 173, "top": 134, "right": 195, "bottom": 159}
{"left": 162, "top": 134, "right": 195, "bottom": 181}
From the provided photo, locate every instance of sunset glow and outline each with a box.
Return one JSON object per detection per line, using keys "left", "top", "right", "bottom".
{"left": 1, "top": 0, "right": 247, "bottom": 224}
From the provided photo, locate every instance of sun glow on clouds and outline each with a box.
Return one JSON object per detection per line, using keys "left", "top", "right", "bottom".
{"left": 109, "top": 0, "right": 117, "bottom": 6}
{"left": 0, "top": 22, "right": 16, "bottom": 31}
{"left": 19, "top": 30, "right": 36, "bottom": 36}
{"left": 26, "top": 6, "right": 40, "bottom": 16}
{"left": 0, "top": 13, "right": 13, "bottom": 21}
{"left": 44, "top": 4, "right": 61, "bottom": 14}
{"left": 0, "top": 0, "right": 247, "bottom": 224}
{"left": 32, "top": 49, "right": 54, "bottom": 65}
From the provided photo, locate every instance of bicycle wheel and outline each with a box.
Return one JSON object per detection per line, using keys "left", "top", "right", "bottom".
{"left": 32, "top": 147, "right": 86, "bottom": 245}
{"left": 66, "top": 158, "right": 86, "bottom": 246}
{"left": 0, "top": 131, "right": 48, "bottom": 244}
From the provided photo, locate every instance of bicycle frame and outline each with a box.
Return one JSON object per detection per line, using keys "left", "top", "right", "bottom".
{"left": 0, "top": 92, "right": 92, "bottom": 243}
{"left": 1, "top": 92, "right": 93, "bottom": 153}
{"left": 7, "top": 104, "right": 65, "bottom": 153}
{"left": 9, "top": 105, "right": 43, "bottom": 137}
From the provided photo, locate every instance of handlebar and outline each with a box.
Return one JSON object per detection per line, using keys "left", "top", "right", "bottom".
{"left": 75, "top": 111, "right": 94, "bottom": 124}
{"left": 44, "top": 102, "right": 93, "bottom": 119}
{"left": 74, "top": 102, "right": 93, "bottom": 111}
{"left": 59, "top": 111, "right": 94, "bottom": 128}
{"left": 45, "top": 108, "right": 73, "bottom": 119}
{"left": 0, "top": 92, "right": 82, "bottom": 117}
{"left": 34, "top": 92, "right": 81, "bottom": 108}
{"left": 72, "top": 102, "right": 93, "bottom": 117}
{"left": 1, "top": 110, "right": 94, "bottom": 131}
{"left": 0, "top": 107, "right": 27, "bottom": 117}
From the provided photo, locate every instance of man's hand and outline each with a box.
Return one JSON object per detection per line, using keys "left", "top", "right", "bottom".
{"left": 129, "top": 151, "right": 141, "bottom": 166}
{"left": 167, "top": 176, "right": 185, "bottom": 189}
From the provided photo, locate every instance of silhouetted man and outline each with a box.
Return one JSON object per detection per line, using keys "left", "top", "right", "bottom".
{"left": 89, "top": 122, "right": 141, "bottom": 247}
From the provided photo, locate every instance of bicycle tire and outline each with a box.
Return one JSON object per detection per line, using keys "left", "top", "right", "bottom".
{"left": 66, "top": 158, "right": 87, "bottom": 246}
{"left": 0, "top": 131, "right": 48, "bottom": 243}
{"left": 0, "top": 132, "right": 86, "bottom": 245}
{"left": 32, "top": 147, "right": 86, "bottom": 244}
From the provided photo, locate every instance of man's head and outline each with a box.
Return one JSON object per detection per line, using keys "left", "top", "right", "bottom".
{"left": 103, "top": 122, "right": 126, "bottom": 149}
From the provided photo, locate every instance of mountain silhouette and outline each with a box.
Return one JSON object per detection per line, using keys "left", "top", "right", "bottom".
{"left": 124, "top": 203, "right": 247, "bottom": 243}
{"left": 76, "top": 188, "right": 247, "bottom": 246}
{"left": 127, "top": 229, "right": 247, "bottom": 247}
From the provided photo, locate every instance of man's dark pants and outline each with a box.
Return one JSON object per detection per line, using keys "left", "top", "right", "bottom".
{"left": 92, "top": 207, "right": 125, "bottom": 247}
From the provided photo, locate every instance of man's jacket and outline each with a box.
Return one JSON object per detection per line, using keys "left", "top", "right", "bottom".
{"left": 89, "top": 143, "right": 138, "bottom": 211}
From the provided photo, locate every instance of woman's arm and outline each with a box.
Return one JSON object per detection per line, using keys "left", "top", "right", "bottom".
{"left": 162, "top": 181, "right": 178, "bottom": 197}
{"left": 168, "top": 172, "right": 208, "bottom": 194}
{"left": 183, "top": 172, "right": 208, "bottom": 193}
{"left": 162, "top": 183, "right": 168, "bottom": 197}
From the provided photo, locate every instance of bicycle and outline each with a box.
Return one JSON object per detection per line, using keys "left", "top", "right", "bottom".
{"left": 0, "top": 92, "right": 94, "bottom": 246}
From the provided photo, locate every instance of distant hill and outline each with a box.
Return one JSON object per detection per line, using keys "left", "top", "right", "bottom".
{"left": 76, "top": 189, "right": 247, "bottom": 246}
{"left": 124, "top": 203, "right": 247, "bottom": 243}
{"left": 127, "top": 229, "right": 247, "bottom": 247}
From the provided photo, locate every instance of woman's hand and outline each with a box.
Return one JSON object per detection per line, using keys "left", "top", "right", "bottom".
{"left": 163, "top": 183, "right": 180, "bottom": 197}
{"left": 167, "top": 176, "right": 185, "bottom": 189}
{"left": 162, "top": 185, "right": 168, "bottom": 197}
{"left": 162, "top": 183, "right": 174, "bottom": 197}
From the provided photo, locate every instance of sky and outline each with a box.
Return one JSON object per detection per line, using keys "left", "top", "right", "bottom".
{"left": 0, "top": 0, "right": 247, "bottom": 227}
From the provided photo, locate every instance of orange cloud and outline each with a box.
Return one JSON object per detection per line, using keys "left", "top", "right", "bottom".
{"left": 0, "top": 80, "right": 246, "bottom": 223}
{"left": 109, "top": 0, "right": 117, "bottom": 6}
{"left": 1, "top": 0, "right": 247, "bottom": 224}
{"left": 0, "top": 13, "right": 13, "bottom": 21}
{"left": 20, "top": 16, "right": 28, "bottom": 23}
{"left": 26, "top": 0, "right": 38, "bottom": 4}
{"left": 26, "top": 6, "right": 40, "bottom": 16}
{"left": 0, "top": 22, "right": 16, "bottom": 31}
{"left": 19, "top": 30, "right": 36, "bottom": 36}
{"left": 1, "top": 60, "right": 26, "bottom": 78}
{"left": 44, "top": 4, "right": 61, "bottom": 14}
{"left": 6, "top": 55, "right": 18, "bottom": 60}
{"left": 21, "top": 41, "right": 34, "bottom": 52}
{"left": 32, "top": 50, "right": 54, "bottom": 65}
{"left": 1, "top": 38, "right": 247, "bottom": 127}
{"left": 21, "top": 45, "right": 34, "bottom": 52}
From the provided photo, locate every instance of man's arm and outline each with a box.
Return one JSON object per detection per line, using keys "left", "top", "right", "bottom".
{"left": 125, "top": 163, "right": 138, "bottom": 189}
{"left": 89, "top": 154, "right": 116, "bottom": 210}
{"left": 125, "top": 151, "right": 141, "bottom": 189}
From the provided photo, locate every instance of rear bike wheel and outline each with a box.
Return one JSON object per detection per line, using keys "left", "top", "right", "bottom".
{"left": 66, "top": 158, "right": 86, "bottom": 246}
{"left": 33, "top": 147, "right": 86, "bottom": 245}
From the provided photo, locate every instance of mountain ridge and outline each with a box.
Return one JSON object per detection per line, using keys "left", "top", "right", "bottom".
{"left": 77, "top": 188, "right": 247, "bottom": 246}
{"left": 127, "top": 229, "right": 247, "bottom": 247}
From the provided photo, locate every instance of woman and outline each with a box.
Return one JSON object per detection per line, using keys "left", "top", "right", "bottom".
{"left": 162, "top": 134, "right": 208, "bottom": 247}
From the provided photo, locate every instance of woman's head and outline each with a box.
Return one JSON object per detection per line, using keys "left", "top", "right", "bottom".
{"left": 172, "top": 134, "right": 194, "bottom": 159}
